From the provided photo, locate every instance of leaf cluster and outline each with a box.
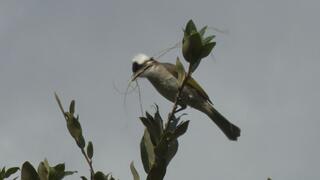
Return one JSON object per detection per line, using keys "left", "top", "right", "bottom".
{"left": 55, "top": 94, "right": 85, "bottom": 148}
{"left": 0, "top": 166, "right": 19, "bottom": 180}
{"left": 55, "top": 94, "right": 119, "bottom": 180}
{"left": 139, "top": 106, "right": 189, "bottom": 180}
{"left": 182, "top": 19, "right": 216, "bottom": 72}
{"left": 21, "top": 160, "right": 76, "bottom": 180}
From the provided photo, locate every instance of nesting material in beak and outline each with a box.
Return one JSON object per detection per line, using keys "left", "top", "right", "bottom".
{"left": 131, "top": 63, "right": 152, "bottom": 81}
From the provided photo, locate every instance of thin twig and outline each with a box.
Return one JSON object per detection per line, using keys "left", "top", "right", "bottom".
{"left": 166, "top": 65, "right": 192, "bottom": 129}
{"left": 136, "top": 80, "right": 144, "bottom": 116}
{"left": 153, "top": 41, "right": 181, "bottom": 59}
{"left": 54, "top": 94, "right": 95, "bottom": 180}
{"left": 80, "top": 148, "right": 95, "bottom": 180}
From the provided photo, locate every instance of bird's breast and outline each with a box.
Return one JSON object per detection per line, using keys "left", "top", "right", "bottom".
{"left": 145, "top": 64, "right": 206, "bottom": 108}
{"left": 146, "top": 67, "right": 179, "bottom": 102}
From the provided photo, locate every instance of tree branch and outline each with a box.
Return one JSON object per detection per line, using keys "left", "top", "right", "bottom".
{"left": 80, "top": 148, "right": 95, "bottom": 180}
{"left": 166, "top": 64, "right": 192, "bottom": 130}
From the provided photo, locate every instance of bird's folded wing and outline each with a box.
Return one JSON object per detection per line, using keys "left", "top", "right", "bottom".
{"left": 162, "top": 63, "right": 213, "bottom": 104}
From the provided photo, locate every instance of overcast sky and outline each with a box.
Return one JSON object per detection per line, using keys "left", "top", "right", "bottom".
{"left": 1, "top": 0, "right": 320, "bottom": 180}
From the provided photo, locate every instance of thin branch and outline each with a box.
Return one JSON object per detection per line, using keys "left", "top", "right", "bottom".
{"left": 54, "top": 94, "right": 95, "bottom": 180}
{"left": 166, "top": 65, "right": 192, "bottom": 130}
{"left": 80, "top": 148, "right": 95, "bottom": 180}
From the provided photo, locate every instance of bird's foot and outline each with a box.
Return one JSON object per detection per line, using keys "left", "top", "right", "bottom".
{"left": 174, "top": 104, "right": 187, "bottom": 113}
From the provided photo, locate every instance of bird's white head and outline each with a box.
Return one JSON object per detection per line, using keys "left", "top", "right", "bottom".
{"left": 132, "top": 53, "right": 151, "bottom": 65}
{"left": 131, "top": 53, "right": 154, "bottom": 81}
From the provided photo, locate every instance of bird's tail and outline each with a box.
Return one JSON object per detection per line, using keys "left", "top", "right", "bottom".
{"left": 201, "top": 103, "right": 241, "bottom": 141}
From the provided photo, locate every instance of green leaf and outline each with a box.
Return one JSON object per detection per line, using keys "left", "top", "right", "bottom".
{"left": 55, "top": 93, "right": 85, "bottom": 148}
{"left": 63, "top": 171, "right": 77, "bottom": 177}
{"left": 65, "top": 113, "right": 85, "bottom": 148}
{"left": 154, "top": 133, "right": 171, "bottom": 157}
{"left": 87, "top": 141, "right": 94, "bottom": 159}
{"left": 105, "top": 173, "right": 113, "bottom": 180}
{"left": 38, "top": 159, "right": 76, "bottom": 180}
{"left": 21, "top": 162, "right": 40, "bottom": 180}
{"left": 165, "top": 139, "right": 178, "bottom": 166}
{"left": 145, "top": 112, "right": 153, "bottom": 121}
{"left": 4, "top": 167, "right": 19, "bottom": 178}
{"left": 77, "top": 135, "right": 86, "bottom": 148}
{"left": 37, "top": 161, "right": 49, "bottom": 180}
{"left": 165, "top": 115, "right": 180, "bottom": 132}
{"left": 190, "top": 60, "right": 201, "bottom": 73}
{"left": 140, "top": 130, "right": 155, "bottom": 173}
{"left": 175, "top": 57, "right": 186, "bottom": 86}
{"left": 172, "top": 121, "right": 190, "bottom": 140}
{"left": 54, "top": 93, "right": 65, "bottom": 115}
{"left": 182, "top": 32, "right": 202, "bottom": 63}
{"left": 203, "top": 35, "right": 215, "bottom": 45}
{"left": 153, "top": 105, "right": 164, "bottom": 135}
{"left": 53, "top": 163, "right": 65, "bottom": 173}
{"left": 56, "top": 95, "right": 84, "bottom": 147}
{"left": 94, "top": 171, "right": 114, "bottom": 180}
{"left": 184, "top": 19, "right": 197, "bottom": 35}
{"left": 143, "top": 113, "right": 183, "bottom": 180}
{"left": 52, "top": 163, "right": 66, "bottom": 179}
{"left": 130, "top": 162, "right": 140, "bottom": 180}
{"left": 139, "top": 116, "right": 160, "bottom": 146}
{"left": 139, "top": 117, "right": 155, "bottom": 145}
{"left": 67, "top": 120, "right": 82, "bottom": 145}
{"left": 146, "top": 155, "right": 167, "bottom": 180}
{"left": 139, "top": 117, "right": 150, "bottom": 128}
{"left": 200, "top": 42, "right": 216, "bottom": 59}
{"left": 0, "top": 167, "right": 5, "bottom": 178}
{"left": 80, "top": 176, "right": 88, "bottom": 180}
{"left": 108, "top": 175, "right": 116, "bottom": 180}
{"left": 94, "top": 171, "right": 106, "bottom": 180}
{"left": 69, "top": 100, "right": 75, "bottom": 114}
{"left": 199, "top": 26, "right": 207, "bottom": 37}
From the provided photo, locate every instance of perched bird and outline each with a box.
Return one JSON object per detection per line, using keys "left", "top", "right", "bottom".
{"left": 131, "top": 54, "right": 240, "bottom": 141}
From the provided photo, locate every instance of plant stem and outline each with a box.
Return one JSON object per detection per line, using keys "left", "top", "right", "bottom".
{"left": 166, "top": 65, "right": 192, "bottom": 129}
{"left": 80, "top": 148, "right": 95, "bottom": 180}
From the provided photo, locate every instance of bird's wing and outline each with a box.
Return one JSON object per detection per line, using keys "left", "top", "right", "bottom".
{"left": 162, "top": 63, "right": 179, "bottom": 77}
{"left": 162, "top": 63, "right": 213, "bottom": 104}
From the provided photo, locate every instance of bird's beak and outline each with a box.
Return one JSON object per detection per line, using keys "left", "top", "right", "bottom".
{"left": 131, "top": 63, "right": 152, "bottom": 81}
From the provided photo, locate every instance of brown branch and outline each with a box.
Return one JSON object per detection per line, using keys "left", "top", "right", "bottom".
{"left": 54, "top": 94, "right": 95, "bottom": 180}
{"left": 80, "top": 148, "right": 95, "bottom": 180}
{"left": 166, "top": 65, "right": 192, "bottom": 130}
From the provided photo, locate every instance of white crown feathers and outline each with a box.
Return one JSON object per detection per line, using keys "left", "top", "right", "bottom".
{"left": 132, "top": 53, "right": 150, "bottom": 64}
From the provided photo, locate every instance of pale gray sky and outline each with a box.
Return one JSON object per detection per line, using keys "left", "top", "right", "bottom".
{"left": 1, "top": 0, "right": 320, "bottom": 179}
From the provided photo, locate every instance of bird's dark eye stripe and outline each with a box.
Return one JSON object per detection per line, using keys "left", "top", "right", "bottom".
{"left": 132, "top": 62, "right": 143, "bottom": 73}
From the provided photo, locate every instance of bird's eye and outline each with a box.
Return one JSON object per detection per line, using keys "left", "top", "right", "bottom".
{"left": 132, "top": 62, "right": 141, "bottom": 73}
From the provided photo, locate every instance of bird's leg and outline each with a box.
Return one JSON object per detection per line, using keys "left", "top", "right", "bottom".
{"left": 174, "top": 104, "right": 187, "bottom": 113}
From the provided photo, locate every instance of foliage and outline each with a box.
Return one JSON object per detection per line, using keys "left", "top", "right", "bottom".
{"left": 139, "top": 106, "right": 189, "bottom": 180}
{"left": 182, "top": 19, "right": 216, "bottom": 72}
{"left": 0, "top": 166, "right": 19, "bottom": 180}
{"left": 20, "top": 160, "right": 76, "bottom": 180}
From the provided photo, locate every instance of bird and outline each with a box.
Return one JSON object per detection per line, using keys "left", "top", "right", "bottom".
{"left": 131, "top": 53, "right": 240, "bottom": 141}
